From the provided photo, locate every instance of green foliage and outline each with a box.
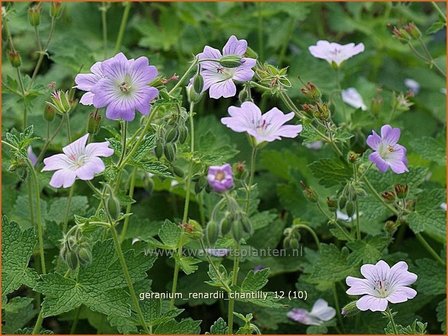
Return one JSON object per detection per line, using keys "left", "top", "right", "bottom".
{"left": 414, "top": 258, "right": 446, "bottom": 296}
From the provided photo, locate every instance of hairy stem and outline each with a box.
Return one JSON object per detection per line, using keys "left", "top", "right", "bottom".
{"left": 62, "top": 185, "right": 74, "bottom": 233}
{"left": 415, "top": 233, "right": 445, "bottom": 266}
{"left": 114, "top": 2, "right": 131, "bottom": 53}
{"left": 385, "top": 308, "right": 398, "bottom": 334}
{"left": 120, "top": 167, "right": 137, "bottom": 242}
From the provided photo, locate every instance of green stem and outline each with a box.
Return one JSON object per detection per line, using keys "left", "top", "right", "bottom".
{"left": 335, "top": 67, "right": 348, "bottom": 122}
{"left": 385, "top": 308, "right": 398, "bottom": 334}
{"left": 353, "top": 166, "right": 361, "bottom": 240}
{"left": 117, "top": 120, "right": 128, "bottom": 167}
{"left": 109, "top": 217, "right": 150, "bottom": 333}
{"left": 294, "top": 224, "right": 320, "bottom": 248}
{"left": 362, "top": 176, "right": 399, "bottom": 215}
{"left": 69, "top": 306, "right": 81, "bottom": 334}
{"left": 36, "top": 116, "right": 66, "bottom": 164}
{"left": 257, "top": 2, "right": 264, "bottom": 60}
{"left": 316, "top": 202, "right": 353, "bottom": 241}
{"left": 415, "top": 233, "right": 445, "bottom": 266}
{"left": 431, "top": 1, "right": 446, "bottom": 22}
{"left": 199, "top": 239, "right": 232, "bottom": 292}
{"left": 169, "top": 58, "right": 199, "bottom": 95}
{"left": 332, "top": 283, "right": 344, "bottom": 331}
{"left": 114, "top": 2, "right": 131, "bottom": 53}
{"left": 245, "top": 146, "right": 257, "bottom": 213}
{"left": 62, "top": 185, "right": 75, "bottom": 233}
{"left": 32, "top": 310, "right": 44, "bottom": 334}
{"left": 227, "top": 242, "right": 240, "bottom": 335}
{"left": 100, "top": 2, "right": 108, "bottom": 58}
{"left": 120, "top": 167, "right": 137, "bottom": 242}
{"left": 65, "top": 113, "right": 72, "bottom": 142}
{"left": 417, "top": 37, "right": 446, "bottom": 77}
{"left": 170, "top": 102, "right": 196, "bottom": 307}
{"left": 16, "top": 68, "right": 28, "bottom": 129}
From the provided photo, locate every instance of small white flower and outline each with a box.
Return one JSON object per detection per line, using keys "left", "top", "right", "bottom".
{"left": 341, "top": 88, "right": 367, "bottom": 111}
{"left": 287, "top": 299, "right": 336, "bottom": 326}
{"left": 404, "top": 78, "right": 420, "bottom": 94}
{"left": 440, "top": 203, "right": 447, "bottom": 211}
{"left": 337, "top": 210, "right": 356, "bottom": 222}
{"left": 308, "top": 40, "right": 365, "bottom": 67}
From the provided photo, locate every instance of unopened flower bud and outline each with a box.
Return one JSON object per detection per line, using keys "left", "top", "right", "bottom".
{"left": 77, "top": 246, "right": 92, "bottom": 266}
{"left": 347, "top": 151, "right": 359, "bottom": 163}
{"left": 231, "top": 220, "right": 244, "bottom": 242}
{"left": 394, "top": 184, "right": 408, "bottom": 199}
{"left": 245, "top": 47, "right": 258, "bottom": 59}
{"left": 219, "top": 55, "right": 242, "bottom": 68}
{"left": 182, "top": 219, "right": 203, "bottom": 240}
{"left": 28, "top": 4, "right": 41, "bottom": 27}
{"left": 165, "top": 127, "right": 178, "bottom": 143}
{"left": 384, "top": 220, "right": 400, "bottom": 235}
{"left": 289, "top": 238, "right": 300, "bottom": 250}
{"left": 220, "top": 213, "right": 232, "bottom": 235}
{"left": 65, "top": 250, "right": 79, "bottom": 270}
{"left": 404, "top": 22, "right": 422, "bottom": 40}
{"left": 327, "top": 197, "right": 338, "bottom": 212}
{"left": 43, "top": 104, "right": 56, "bottom": 122}
{"left": 164, "top": 142, "right": 176, "bottom": 162}
{"left": 381, "top": 191, "right": 396, "bottom": 203}
{"left": 154, "top": 141, "right": 164, "bottom": 160}
{"left": 206, "top": 220, "right": 219, "bottom": 245}
{"left": 105, "top": 186, "right": 121, "bottom": 220}
{"left": 346, "top": 201, "right": 355, "bottom": 218}
{"left": 50, "top": 1, "right": 62, "bottom": 18}
{"left": 8, "top": 50, "right": 21, "bottom": 68}
{"left": 177, "top": 125, "right": 188, "bottom": 144}
{"left": 341, "top": 301, "right": 360, "bottom": 317}
{"left": 172, "top": 165, "right": 184, "bottom": 178}
{"left": 301, "top": 82, "right": 321, "bottom": 100}
{"left": 192, "top": 74, "right": 204, "bottom": 94}
{"left": 48, "top": 90, "right": 72, "bottom": 114}
{"left": 240, "top": 215, "right": 253, "bottom": 235}
{"left": 339, "top": 195, "right": 347, "bottom": 210}
{"left": 87, "top": 111, "right": 101, "bottom": 134}
{"left": 186, "top": 83, "right": 203, "bottom": 104}
{"left": 300, "top": 181, "right": 318, "bottom": 203}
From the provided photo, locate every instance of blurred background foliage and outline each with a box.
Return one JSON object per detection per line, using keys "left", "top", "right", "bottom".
{"left": 2, "top": 1, "right": 446, "bottom": 334}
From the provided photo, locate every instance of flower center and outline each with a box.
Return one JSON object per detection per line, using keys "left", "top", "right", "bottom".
{"left": 216, "top": 67, "right": 234, "bottom": 80}
{"left": 119, "top": 81, "right": 131, "bottom": 93}
{"left": 330, "top": 48, "right": 342, "bottom": 55}
{"left": 215, "top": 170, "right": 226, "bottom": 181}
{"left": 255, "top": 118, "right": 270, "bottom": 135}
{"left": 379, "top": 144, "right": 395, "bottom": 158}
{"left": 68, "top": 153, "right": 87, "bottom": 169}
{"left": 373, "top": 279, "right": 390, "bottom": 298}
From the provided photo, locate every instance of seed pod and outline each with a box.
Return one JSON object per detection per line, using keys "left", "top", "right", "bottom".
{"left": 154, "top": 142, "right": 164, "bottom": 160}
{"left": 341, "top": 301, "right": 360, "bottom": 317}
{"left": 164, "top": 142, "right": 176, "bottom": 162}
{"left": 50, "top": 1, "right": 62, "bottom": 17}
{"left": 219, "top": 55, "right": 242, "bottom": 68}
{"left": 8, "top": 50, "right": 21, "bottom": 68}
{"left": 381, "top": 191, "right": 396, "bottom": 203}
{"left": 339, "top": 196, "right": 347, "bottom": 210}
{"left": 206, "top": 220, "right": 219, "bottom": 245}
{"left": 231, "top": 220, "right": 243, "bottom": 242}
{"left": 184, "top": 219, "right": 203, "bottom": 240}
{"left": 44, "top": 104, "right": 56, "bottom": 122}
{"left": 394, "top": 184, "right": 408, "bottom": 199}
{"left": 220, "top": 215, "right": 232, "bottom": 235}
{"left": 87, "top": 111, "right": 101, "bottom": 134}
{"left": 172, "top": 165, "right": 184, "bottom": 178}
{"left": 105, "top": 187, "right": 121, "bottom": 220}
{"left": 177, "top": 126, "right": 188, "bottom": 144}
{"left": 165, "top": 127, "right": 178, "bottom": 143}
{"left": 283, "top": 237, "right": 291, "bottom": 249}
{"left": 327, "top": 197, "right": 338, "bottom": 212}
{"left": 77, "top": 246, "right": 92, "bottom": 266}
{"left": 193, "top": 74, "right": 204, "bottom": 93}
{"left": 346, "top": 201, "right": 355, "bottom": 218}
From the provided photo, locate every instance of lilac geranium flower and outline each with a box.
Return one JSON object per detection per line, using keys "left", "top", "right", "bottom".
{"left": 341, "top": 88, "right": 367, "bottom": 111}
{"left": 367, "top": 125, "right": 408, "bottom": 174}
{"left": 346, "top": 260, "right": 417, "bottom": 312}
{"left": 197, "top": 35, "right": 256, "bottom": 99}
{"left": 42, "top": 134, "right": 113, "bottom": 188}
{"left": 28, "top": 146, "right": 37, "bottom": 166}
{"left": 287, "top": 299, "right": 336, "bottom": 326}
{"left": 75, "top": 53, "right": 159, "bottom": 121}
{"left": 207, "top": 164, "right": 234, "bottom": 193}
{"left": 404, "top": 78, "right": 420, "bottom": 95}
{"left": 221, "top": 102, "right": 302, "bottom": 145}
{"left": 309, "top": 40, "right": 365, "bottom": 67}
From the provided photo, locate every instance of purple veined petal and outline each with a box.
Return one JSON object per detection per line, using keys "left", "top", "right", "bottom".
{"left": 232, "top": 67, "right": 255, "bottom": 82}
{"left": 105, "top": 99, "right": 136, "bottom": 121}
{"left": 386, "top": 149, "right": 408, "bottom": 174}
{"left": 209, "top": 79, "right": 237, "bottom": 99}
{"left": 75, "top": 73, "right": 99, "bottom": 91}
{"left": 263, "top": 108, "right": 293, "bottom": 129}
{"left": 369, "top": 152, "right": 389, "bottom": 172}
{"left": 276, "top": 124, "right": 303, "bottom": 139}
{"left": 79, "top": 92, "right": 95, "bottom": 106}
{"left": 380, "top": 125, "right": 401, "bottom": 146}
{"left": 75, "top": 157, "right": 106, "bottom": 180}
{"left": 198, "top": 46, "right": 222, "bottom": 62}
{"left": 360, "top": 260, "right": 390, "bottom": 282}
{"left": 387, "top": 287, "right": 417, "bottom": 304}
{"left": 49, "top": 169, "right": 76, "bottom": 189}
{"left": 346, "top": 276, "right": 374, "bottom": 296}
{"left": 221, "top": 163, "right": 233, "bottom": 175}
{"left": 388, "top": 261, "right": 418, "bottom": 287}
{"left": 221, "top": 116, "right": 252, "bottom": 133}
{"left": 101, "top": 53, "right": 129, "bottom": 80}
{"left": 356, "top": 295, "right": 388, "bottom": 312}
{"left": 62, "top": 134, "right": 89, "bottom": 159}
{"left": 310, "top": 299, "right": 336, "bottom": 322}
{"left": 42, "top": 153, "right": 71, "bottom": 171}
{"left": 222, "top": 35, "right": 248, "bottom": 56}
{"left": 200, "top": 69, "right": 228, "bottom": 90}
{"left": 134, "top": 86, "right": 159, "bottom": 115}
{"left": 85, "top": 141, "right": 114, "bottom": 157}
{"left": 308, "top": 40, "right": 332, "bottom": 59}
{"left": 366, "top": 131, "right": 381, "bottom": 150}
{"left": 92, "top": 78, "right": 116, "bottom": 108}
{"left": 130, "top": 57, "right": 158, "bottom": 84}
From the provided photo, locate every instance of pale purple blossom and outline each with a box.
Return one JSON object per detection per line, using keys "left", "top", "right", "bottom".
{"left": 42, "top": 134, "right": 113, "bottom": 188}
{"left": 367, "top": 125, "right": 408, "bottom": 174}
{"left": 341, "top": 88, "right": 367, "bottom": 111}
{"left": 404, "top": 78, "right": 420, "bottom": 94}
{"left": 221, "top": 102, "right": 302, "bottom": 144}
{"left": 197, "top": 35, "right": 256, "bottom": 99}
{"left": 346, "top": 260, "right": 417, "bottom": 312}
{"left": 287, "top": 299, "right": 336, "bottom": 326}
{"left": 309, "top": 40, "right": 365, "bottom": 67}
{"left": 28, "top": 146, "right": 37, "bottom": 166}
{"left": 75, "top": 53, "right": 159, "bottom": 121}
{"left": 207, "top": 164, "right": 234, "bottom": 193}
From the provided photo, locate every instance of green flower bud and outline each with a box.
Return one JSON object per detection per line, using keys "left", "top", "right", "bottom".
{"left": 8, "top": 50, "right": 21, "bottom": 68}
{"left": 105, "top": 186, "right": 121, "bottom": 220}
{"left": 50, "top": 1, "right": 62, "bottom": 18}
{"left": 341, "top": 301, "right": 360, "bottom": 317}
{"left": 346, "top": 201, "right": 355, "bottom": 218}
{"left": 164, "top": 142, "right": 176, "bottom": 162}
{"left": 327, "top": 197, "right": 338, "bottom": 212}
{"left": 381, "top": 191, "right": 396, "bottom": 203}
{"left": 206, "top": 220, "right": 219, "bottom": 245}
{"left": 347, "top": 151, "right": 359, "bottom": 163}
{"left": 289, "top": 238, "right": 299, "bottom": 250}
{"left": 171, "top": 165, "right": 184, "bottom": 178}
{"left": 177, "top": 126, "right": 188, "bottom": 144}
{"left": 231, "top": 220, "right": 243, "bottom": 242}
{"left": 165, "top": 127, "right": 178, "bottom": 143}
{"left": 193, "top": 74, "right": 204, "bottom": 93}
{"left": 300, "top": 181, "right": 318, "bottom": 203}
{"left": 339, "top": 196, "right": 347, "bottom": 210}
{"left": 245, "top": 47, "right": 258, "bottom": 59}
{"left": 220, "top": 214, "right": 232, "bottom": 235}
{"left": 28, "top": 4, "right": 41, "bottom": 27}
{"left": 154, "top": 141, "right": 164, "bottom": 160}
{"left": 77, "top": 246, "right": 92, "bottom": 266}
{"left": 240, "top": 216, "right": 253, "bottom": 235}
{"left": 219, "top": 55, "right": 243, "bottom": 68}
{"left": 300, "top": 82, "right": 321, "bottom": 101}
{"left": 87, "top": 111, "right": 101, "bottom": 134}
{"left": 182, "top": 219, "right": 203, "bottom": 240}
{"left": 44, "top": 104, "right": 56, "bottom": 122}
{"left": 186, "top": 84, "right": 203, "bottom": 104}
{"left": 283, "top": 236, "right": 291, "bottom": 249}
{"left": 65, "top": 250, "right": 79, "bottom": 270}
